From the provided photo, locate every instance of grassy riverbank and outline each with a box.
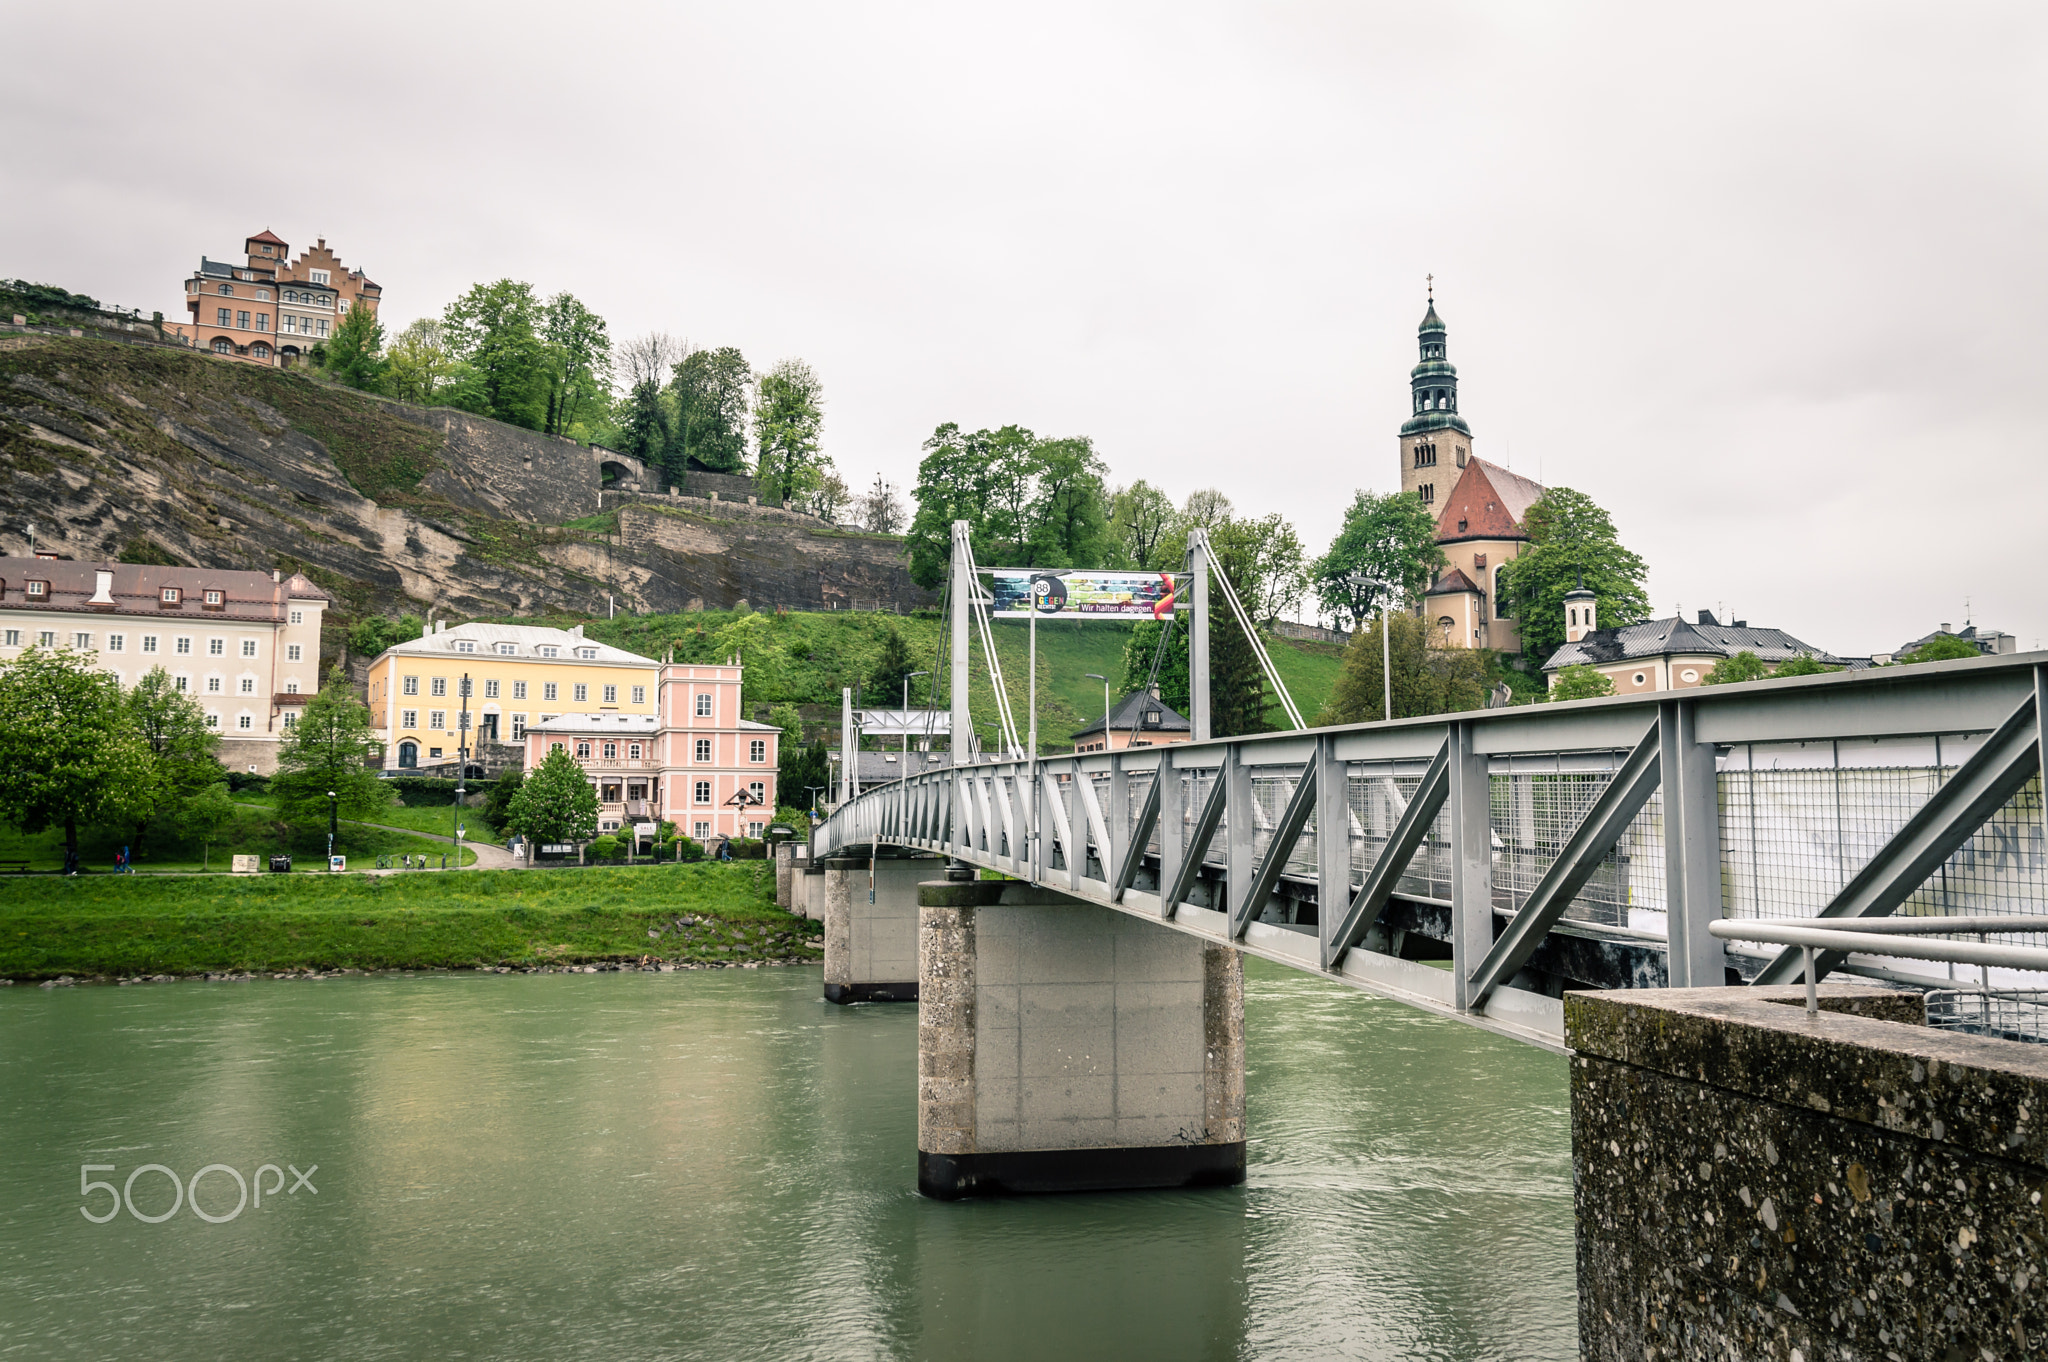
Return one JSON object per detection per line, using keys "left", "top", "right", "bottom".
{"left": 0, "top": 863, "right": 817, "bottom": 980}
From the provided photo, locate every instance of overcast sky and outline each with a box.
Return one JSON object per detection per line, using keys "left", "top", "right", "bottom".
{"left": 6, "top": 2, "right": 2044, "bottom": 654}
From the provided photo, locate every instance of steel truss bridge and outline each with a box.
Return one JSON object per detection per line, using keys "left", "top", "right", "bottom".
{"left": 817, "top": 533, "right": 2048, "bottom": 1049}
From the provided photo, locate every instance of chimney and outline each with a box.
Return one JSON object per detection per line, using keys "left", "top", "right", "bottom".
{"left": 437, "top": 620, "right": 447, "bottom": 634}
{"left": 1697, "top": 609, "right": 1717, "bottom": 626}
{"left": 272, "top": 569, "right": 281, "bottom": 583}
{"left": 89, "top": 570, "right": 114, "bottom": 604}
{"left": 1940, "top": 623, "right": 1952, "bottom": 634}
{"left": 570, "top": 624, "right": 584, "bottom": 639}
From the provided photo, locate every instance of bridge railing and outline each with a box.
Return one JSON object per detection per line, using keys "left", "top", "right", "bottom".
{"left": 817, "top": 652, "right": 2048, "bottom": 1024}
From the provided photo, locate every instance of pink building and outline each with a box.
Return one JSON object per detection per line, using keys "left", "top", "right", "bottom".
{"left": 522, "top": 659, "right": 779, "bottom": 843}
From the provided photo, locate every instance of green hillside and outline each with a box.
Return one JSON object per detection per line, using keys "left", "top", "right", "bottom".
{"left": 554, "top": 608, "right": 1345, "bottom": 751}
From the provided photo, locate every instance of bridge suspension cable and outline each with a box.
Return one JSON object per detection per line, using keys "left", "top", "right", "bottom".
{"left": 1200, "top": 531, "right": 1307, "bottom": 730}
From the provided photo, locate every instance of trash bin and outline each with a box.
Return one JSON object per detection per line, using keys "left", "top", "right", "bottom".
{"left": 269, "top": 855, "right": 292, "bottom": 873}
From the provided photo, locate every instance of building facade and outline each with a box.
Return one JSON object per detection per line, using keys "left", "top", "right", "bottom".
{"left": 1071, "top": 689, "right": 1192, "bottom": 753}
{"left": 521, "top": 659, "right": 780, "bottom": 842}
{"left": 1396, "top": 289, "right": 1546, "bottom": 653}
{"left": 366, "top": 622, "right": 658, "bottom": 772}
{"left": 181, "top": 229, "right": 381, "bottom": 368}
{"left": 0, "top": 557, "right": 326, "bottom": 771}
{"left": 1542, "top": 602, "right": 1854, "bottom": 694}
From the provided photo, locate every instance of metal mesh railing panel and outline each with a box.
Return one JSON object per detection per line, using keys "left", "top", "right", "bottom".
{"left": 1344, "top": 763, "right": 1450, "bottom": 901}
{"left": 1927, "top": 989, "right": 2048, "bottom": 1044}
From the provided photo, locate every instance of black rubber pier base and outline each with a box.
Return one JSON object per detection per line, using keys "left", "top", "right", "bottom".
{"left": 824, "top": 981, "right": 919, "bottom": 1004}
{"left": 918, "top": 1143, "right": 1247, "bottom": 1199}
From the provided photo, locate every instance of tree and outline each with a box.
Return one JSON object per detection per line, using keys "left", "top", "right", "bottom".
{"left": 1029, "top": 436, "right": 1113, "bottom": 568}
{"left": 383, "top": 319, "right": 459, "bottom": 405}
{"left": 323, "top": 303, "right": 387, "bottom": 392}
{"left": 1108, "top": 481, "right": 1178, "bottom": 570}
{"left": 796, "top": 471, "right": 851, "bottom": 522}
{"left": 669, "top": 346, "right": 753, "bottom": 476}
{"left": 1545, "top": 664, "right": 1617, "bottom": 702}
{"left": 183, "top": 781, "right": 236, "bottom": 872}
{"left": 753, "top": 358, "right": 829, "bottom": 508}
{"left": 540, "top": 292, "right": 612, "bottom": 438}
{"left": 269, "top": 672, "right": 389, "bottom": 830}
{"left": 1119, "top": 619, "right": 1192, "bottom": 717}
{"left": 1316, "top": 612, "right": 1491, "bottom": 723}
{"left": 1897, "top": 635, "right": 1983, "bottom": 665}
{"left": 1212, "top": 512, "right": 1308, "bottom": 626}
{"left": 1312, "top": 490, "right": 1446, "bottom": 631}
{"left": 856, "top": 475, "right": 906, "bottom": 534}
{"left": 124, "top": 666, "right": 224, "bottom": 848}
{"left": 1701, "top": 651, "right": 1769, "bottom": 685}
{"left": 1209, "top": 533, "right": 1276, "bottom": 736}
{"left": 770, "top": 705, "right": 828, "bottom": 811}
{"left": 1496, "top": 488, "right": 1650, "bottom": 666}
{"left": 0, "top": 648, "right": 152, "bottom": 871}
{"left": 441, "top": 280, "right": 549, "bottom": 429}
{"left": 1774, "top": 652, "right": 1843, "bottom": 677}
{"left": 504, "top": 747, "right": 600, "bottom": 858}
{"left": 868, "top": 626, "right": 918, "bottom": 705}
{"left": 479, "top": 769, "right": 524, "bottom": 834}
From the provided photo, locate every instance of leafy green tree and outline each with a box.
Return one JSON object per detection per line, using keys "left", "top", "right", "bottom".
{"left": 1774, "top": 652, "right": 1843, "bottom": 677}
{"left": 1119, "top": 619, "right": 1192, "bottom": 717}
{"left": 1316, "top": 612, "right": 1490, "bottom": 723}
{"left": 1108, "top": 480, "right": 1179, "bottom": 570}
{"left": 505, "top": 747, "right": 600, "bottom": 858}
{"left": 868, "top": 626, "right": 919, "bottom": 705}
{"left": 183, "top": 781, "right": 236, "bottom": 872}
{"left": 1701, "top": 650, "right": 1769, "bottom": 685}
{"left": 905, "top": 423, "right": 1009, "bottom": 587}
{"left": 1212, "top": 512, "right": 1308, "bottom": 627}
{"left": 1312, "top": 490, "right": 1446, "bottom": 631}
{"left": 1897, "top": 635, "right": 1983, "bottom": 665}
{"left": 346, "top": 614, "right": 424, "bottom": 660}
{"left": 1209, "top": 534, "right": 1276, "bottom": 736}
{"left": 0, "top": 648, "right": 152, "bottom": 871}
{"left": 323, "top": 303, "right": 387, "bottom": 392}
{"left": 1545, "top": 664, "right": 1617, "bottom": 702}
{"left": 1496, "top": 488, "right": 1650, "bottom": 666}
{"left": 124, "top": 666, "right": 225, "bottom": 848}
{"left": 479, "top": 768, "right": 524, "bottom": 834}
{"left": 270, "top": 672, "right": 389, "bottom": 830}
{"left": 753, "top": 358, "right": 829, "bottom": 508}
{"left": 1029, "top": 436, "right": 1113, "bottom": 568}
{"left": 616, "top": 379, "right": 669, "bottom": 464}
{"left": 668, "top": 346, "right": 753, "bottom": 476}
{"left": 442, "top": 280, "right": 549, "bottom": 429}
{"left": 383, "top": 319, "right": 459, "bottom": 405}
{"left": 540, "top": 293, "right": 612, "bottom": 438}
{"left": 771, "top": 704, "right": 829, "bottom": 812}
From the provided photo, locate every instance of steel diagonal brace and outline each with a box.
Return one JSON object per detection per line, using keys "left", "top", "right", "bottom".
{"left": 1114, "top": 774, "right": 1161, "bottom": 901}
{"left": 1327, "top": 738, "right": 1451, "bottom": 965}
{"left": 1230, "top": 765, "right": 1318, "bottom": 940}
{"left": 1162, "top": 770, "right": 1228, "bottom": 919}
{"left": 1754, "top": 689, "right": 2043, "bottom": 987}
{"left": 1467, "top": 722, "right": 1663, "bottom": 1012}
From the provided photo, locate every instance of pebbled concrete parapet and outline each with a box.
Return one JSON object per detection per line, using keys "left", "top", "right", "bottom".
{"left": 821, "top": 855, "right": 934, "bottom": 1003}
{"left": 774, "top": 844, "right": 794, "bottom": 909}
{"left": 916, "top": 879, "right": 1245, "bottom": 1198}
{"left": 1569, "top": 982, "right": 2048, "bottom": 1362}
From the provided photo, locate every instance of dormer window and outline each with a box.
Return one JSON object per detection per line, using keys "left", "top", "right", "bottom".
{"left": 497, "top": 642, "right": 517, "bottom": 655}
{"left": 159, "top": 586, "right": 179, "bottom": 604}
{"left": 26, "top": 580, "right": 47, "bottom": 598}
{"left": 203, "top": 589, "right": 223, "bottom": 606}
{"left": 536, "top": 645, "right": 558, "bottom": 658}
{"left": 1457, "top": 518, "right": 1468, "bottom": 533}
{"left": 1145, "top": 710, "right": 1162, "bottom": 726}
{"left": 577, "top": 647, "right": 597, "bottom": 659}
{"left": 455, "top": 640, "right": 476, "bottom": 653}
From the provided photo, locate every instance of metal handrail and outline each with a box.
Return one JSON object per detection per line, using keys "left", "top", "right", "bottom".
{"left": 1708, "top": 918, "right": 2048, "bottom": 1014}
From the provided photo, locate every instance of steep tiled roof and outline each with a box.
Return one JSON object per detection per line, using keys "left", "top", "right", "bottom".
{"left": 1544, "top": 615, "right": 1847, "bottom": 671}
{"left": 246, "top": 229, "right": 288, "bottom": 246}
{"left": 0, "top": 558, "right": 324, "bottom": 621}
{"left": 1434, "top": 460, "right": 1536, "bottom": 542}
{"left": 1425, "top": 567, "right": 1482, "bottom": 597}
{"left": 1480, "top": 459, "right": 1546, "bottom": 526}
{"left": 1072, "top": 689, "right": 1191, "bottom": 740}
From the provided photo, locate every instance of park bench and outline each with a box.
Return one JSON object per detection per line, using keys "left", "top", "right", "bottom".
{"left": 0, "top": 860, "right": 30, "bottom": 874}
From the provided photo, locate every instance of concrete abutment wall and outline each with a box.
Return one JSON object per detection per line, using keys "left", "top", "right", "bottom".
{"left": 916, "top": 880, "right": 1245, "bottom": 1199}
{"left": 820, "top": 855, "right": 930, "bottom": 1003}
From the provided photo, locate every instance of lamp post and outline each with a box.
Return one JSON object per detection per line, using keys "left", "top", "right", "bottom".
{"left": 1084, "top": 673, "right": 1109, "bottom": 751}
{"left": 902, "top": 670, "right": 929, "bottom": 834}
{"left": 326, "top": 790, "right": 338, "bottom": 866}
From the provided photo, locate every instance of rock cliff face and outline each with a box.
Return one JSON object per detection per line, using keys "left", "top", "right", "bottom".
{"left": 0, "top": 335, "right": 932, "bottom": 633}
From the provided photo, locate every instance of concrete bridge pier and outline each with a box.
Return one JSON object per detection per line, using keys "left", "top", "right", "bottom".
{"left": 820, "top": 854, "right": 934, "bottom": 1003}
{"left": 917, "top": 879, "right": 1245, "bottom": 1199}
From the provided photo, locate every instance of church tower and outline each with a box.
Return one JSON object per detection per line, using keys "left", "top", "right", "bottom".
{"left": 1397, "top": 283, "right": 1474, "bottom": 512}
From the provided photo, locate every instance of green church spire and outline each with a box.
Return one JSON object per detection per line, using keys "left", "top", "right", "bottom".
{"left": 1399, "top": 278, "right": 1472, "bottom": 439}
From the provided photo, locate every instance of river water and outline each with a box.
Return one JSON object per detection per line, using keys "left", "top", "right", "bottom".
{"left": 0, "top": 960, "right": 1574, "bottom": 1360}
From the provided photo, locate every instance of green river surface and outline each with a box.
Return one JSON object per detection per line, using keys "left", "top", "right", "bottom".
{"left": 0, "top": 958, "right": 1574, "bottom": 1360}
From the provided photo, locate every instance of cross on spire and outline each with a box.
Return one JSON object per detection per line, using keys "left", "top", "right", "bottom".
{"left": 1426, "top": 273, "right": 1433, "bottom": 303}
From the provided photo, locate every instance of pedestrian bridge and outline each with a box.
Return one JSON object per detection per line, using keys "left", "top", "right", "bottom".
{"left": 814, "top": 652, "right": 2048, "bottom": 1052}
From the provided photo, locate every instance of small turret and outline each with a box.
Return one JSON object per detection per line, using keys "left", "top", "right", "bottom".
{"left": 1564, "top": 575, "right": 1597, "bottom": 644}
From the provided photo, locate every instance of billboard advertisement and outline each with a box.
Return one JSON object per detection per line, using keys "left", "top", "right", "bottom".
{"left": 989, "top": 570, "right": 1184, "bottom": 620}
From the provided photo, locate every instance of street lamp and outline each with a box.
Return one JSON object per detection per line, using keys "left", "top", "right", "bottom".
{"left": 326, "top": 790, "right": 338, "bottom": 866}
{"left": 1345, "top": 570, "right": 1393, "bottom": 722}
{"left": 1084, "top": 674, "right": 1110, "bottom": 751}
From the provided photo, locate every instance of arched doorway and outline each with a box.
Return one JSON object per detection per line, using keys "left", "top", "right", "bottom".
{"left": 398, "top": 741, "right": 418, "bottom": 769}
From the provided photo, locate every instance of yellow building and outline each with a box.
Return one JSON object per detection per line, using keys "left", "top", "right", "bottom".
{"left": 365, "top": 621, "right": 657, "bottom": 771}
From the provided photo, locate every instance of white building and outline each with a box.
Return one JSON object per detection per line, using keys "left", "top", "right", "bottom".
{"left": 0, "top": 557, "right": 327, "bottom": 771}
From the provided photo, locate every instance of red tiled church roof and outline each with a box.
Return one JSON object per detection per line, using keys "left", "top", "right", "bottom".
{"left": 1435, "top": 457, "right": 1544, "bottom": 543}
{"left": 246, "top": 229, "right": 288, "bottom": 246}
{"left": 1425, "top": 567, "right": 1482, "bottom": 596}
